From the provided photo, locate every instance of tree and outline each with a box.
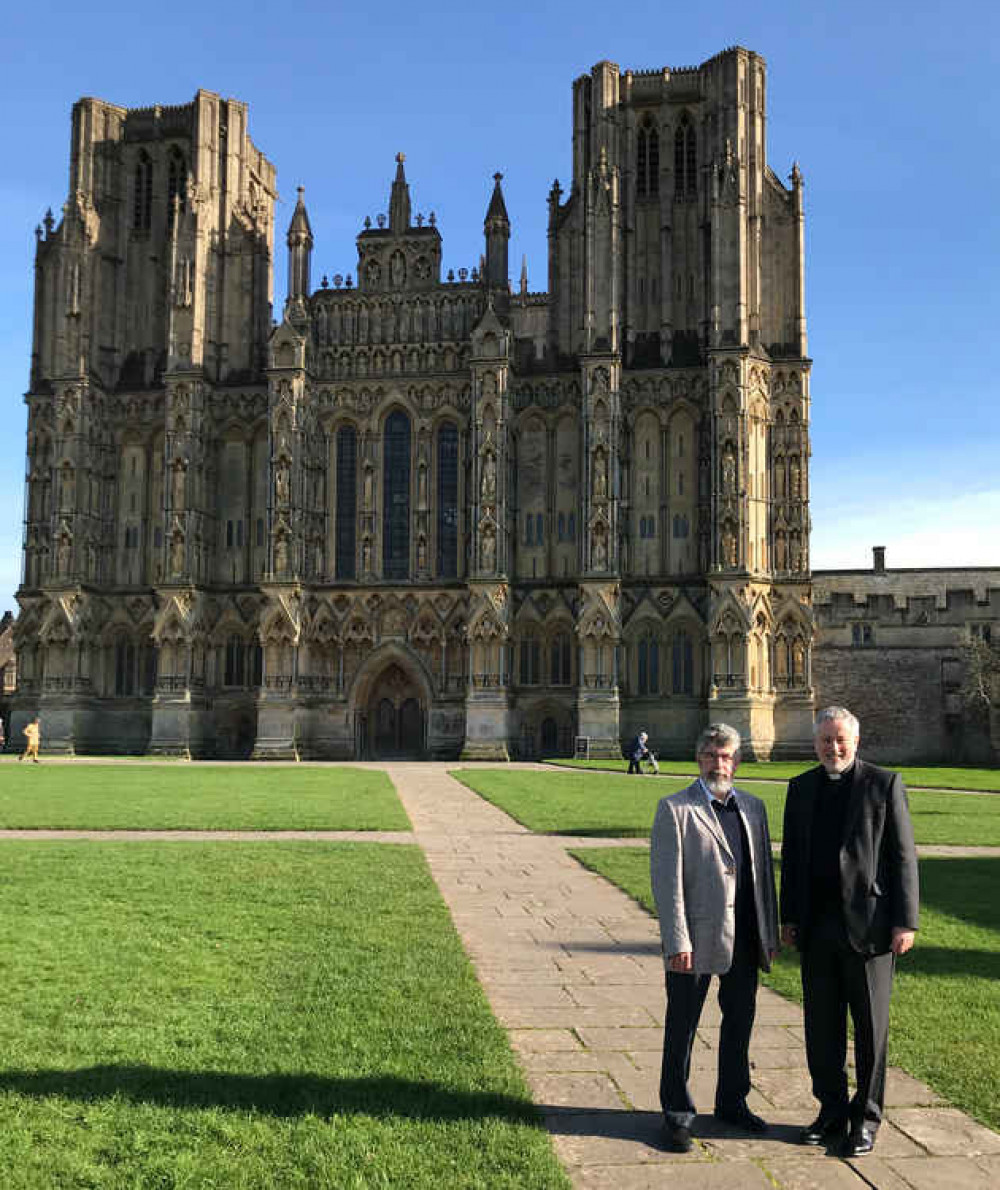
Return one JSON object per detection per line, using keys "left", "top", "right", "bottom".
{"left": 964, "top": 635, "right": 1000, "bottom": 761}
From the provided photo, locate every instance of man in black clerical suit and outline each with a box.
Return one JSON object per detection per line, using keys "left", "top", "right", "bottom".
{"left": 780, "top": 707, "right": 919, "bottom": 1158}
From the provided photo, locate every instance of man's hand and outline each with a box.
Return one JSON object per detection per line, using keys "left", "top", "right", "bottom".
{"left": 780, "top": 924, "right": 798, "bottom": 947}
{"left": 668, "top": 951, "right": 693, "bottom": 973}
{"left": 891, "top": 928, "right": 916, "bottom": 956}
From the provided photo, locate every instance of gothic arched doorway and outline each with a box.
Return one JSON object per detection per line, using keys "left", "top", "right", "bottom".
{"left": 366, "top": 663, "right": 426, "bottom": 759}
{"left": 540, "top": 716, "right": 559, "bottom": 757}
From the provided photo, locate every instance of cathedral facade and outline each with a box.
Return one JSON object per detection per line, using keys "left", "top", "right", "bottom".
{"left": 13, "top": 48, "right": 816, "bottom": 760}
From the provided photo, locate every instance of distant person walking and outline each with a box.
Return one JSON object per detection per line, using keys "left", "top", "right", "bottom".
{"left": 20, "top": 717, "right": 41, "bottom": 763}
{"left": 627, "top": 731, "right": 650, "bottom": 774}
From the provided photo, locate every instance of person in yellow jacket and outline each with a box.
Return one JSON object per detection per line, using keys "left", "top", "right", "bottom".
{"left": 20, "top": 717, "right": 41, "bottom": 763}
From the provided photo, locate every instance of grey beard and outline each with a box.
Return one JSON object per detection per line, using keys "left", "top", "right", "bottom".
{"left": 705, "top": 777, "right": 733, "bottom": 796}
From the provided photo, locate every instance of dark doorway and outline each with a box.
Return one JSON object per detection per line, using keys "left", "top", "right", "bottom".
{"left": 540, "top": 717, "right": 559, "bottom": 757}
{"left": 366, "top": 663, "right": 425, "bottom": 759}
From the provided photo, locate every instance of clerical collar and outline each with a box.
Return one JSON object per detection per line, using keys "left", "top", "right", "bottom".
{"left": 823, "top": 762, "right": 856, "bottom": 783}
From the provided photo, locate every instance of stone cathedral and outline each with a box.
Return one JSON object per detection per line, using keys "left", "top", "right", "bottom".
{"left": 14, "top": 47, "right": 816, "bottom": 760}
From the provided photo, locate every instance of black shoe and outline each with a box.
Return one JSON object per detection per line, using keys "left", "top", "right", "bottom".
{"left": 660, "top": 1121, "right": 693, "bottom": 1153}
{"left": 843, "top": 1125, "right": 876, "bottom": 1157}
{"left": 714, "top": 1104, "right": 768, "bottom": 1134}
{"left": 800, "top": 1113, "right": 849, "bottom": 1146}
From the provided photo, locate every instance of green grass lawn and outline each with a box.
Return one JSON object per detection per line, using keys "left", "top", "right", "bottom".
{"left": 0, "top": 842, "right": 568, "bottom": 1188}
{"left": 548, "top": 757, "right": 1000, "bottom": 792}
{"left": 453, "top": 768, "right": 1000, "bottom": 845}
{"left": 0, "top": 765, "right": 410, "bottom": 831}
{"left": 568, "top": 848, "right": 1000, "bottom": 1134}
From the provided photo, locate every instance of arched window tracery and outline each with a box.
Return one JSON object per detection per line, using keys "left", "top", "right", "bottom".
{"left": 335, "top": 425, "right": 357, "bottom": 579}
{"left": 382, "top": 410, "right": 411, "bottom": 579}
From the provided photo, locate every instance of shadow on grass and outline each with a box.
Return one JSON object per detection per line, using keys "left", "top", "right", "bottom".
{"left": 0, "top": 1067, "right": 540, "bottom": 1123}
{"left": 898, "top": 946, "right": 1000, "bottom": 980}
{"left": 918, "top": 857, "right": 1000, "bottom": 937}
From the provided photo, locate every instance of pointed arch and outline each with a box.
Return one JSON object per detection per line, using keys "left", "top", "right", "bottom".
{"left": 382, "top": 408, "right": 411, "bottom": 579}
{"left": 674, "top": 113, "right": 696, "bottom": 199}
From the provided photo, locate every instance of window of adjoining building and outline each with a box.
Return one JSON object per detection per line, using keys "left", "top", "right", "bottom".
{"left": 851, "top": 623, "right": 874, "bottom": 647}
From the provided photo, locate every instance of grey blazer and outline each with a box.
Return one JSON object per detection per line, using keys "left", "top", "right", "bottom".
{"left": 650, "top": 781, "right": 779, "bottom": 975}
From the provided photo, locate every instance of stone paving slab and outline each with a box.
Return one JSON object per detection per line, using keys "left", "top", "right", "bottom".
{"left": 887, "top": 1107, "right": 1000, "bottom": 1156}
{"left": 383, "top": 762, "right": 1000, "bottom": 1190}
{"left": 875, "top": 1155, "right": 1000, "bottom": 1189}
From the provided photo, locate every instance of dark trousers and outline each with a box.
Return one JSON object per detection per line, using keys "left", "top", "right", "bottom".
{"left": 627, "top": 758, "right": 642, "bottom": 774}
{"left": 801, "top": 912, "right": 895, "bottom": 1129}
{"left": 659, "top": 940, "right": 759, "bottom": 1126}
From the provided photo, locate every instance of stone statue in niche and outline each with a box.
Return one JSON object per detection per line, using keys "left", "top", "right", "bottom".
{"left": 170, "top": 534, "right": 185, "bottom": 575}
{"left": 592, "top": 526, "right": 607, "bottom": 570}
{"left": 391, "top": 252, "right": 405, "bottom": 288}
{"left": 274, "top": 536, "right": 288, "bottom": 574}
{"left": 592, "top": 449, "right": 607, "bottom": 498}
{"left": 418, "top": 463, "right": 427, "bottom": 505}
{"left": 172, "top": 461, "right": 186, "bottom": 507}
{"left": 362, "top": 538, "right": 372, "bottom": 573}
{"left": 789, "top": 457, "right": 801, "bottom": 499}
{"left": 363, "top": 467, "right": 374, "bottom": 509}
{"left": 275, "top": 461, "right": 289, "bottom": 504}
{"left": 481, "top": 526, "right": 496, "bottom": 571}
{"left": 775, "top": 532, "right": 787, "bottom": 571}
{"left": 722, "top": 526, "right": 737, "bottom": 567}
{"left": 723, "top": 448, "right": 736, "bottom": 494}
{"left": 481, "top": 451, "right": 496, "bottom": 502}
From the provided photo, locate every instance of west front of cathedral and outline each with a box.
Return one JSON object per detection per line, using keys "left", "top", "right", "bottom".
{"left": 13, "top": 47, "right": 816, "bottom": 760}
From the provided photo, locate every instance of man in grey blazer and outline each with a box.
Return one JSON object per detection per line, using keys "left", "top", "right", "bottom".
{"left": 781, "top": 707, "right": 918, "bottom": 1157}
{"left": 651, "top": 723, "right": 778, "bottom": 1152}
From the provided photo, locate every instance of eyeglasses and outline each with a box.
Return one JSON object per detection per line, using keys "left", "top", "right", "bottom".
{"left": 699, "top": 750, "right": 737, "bottom": 764}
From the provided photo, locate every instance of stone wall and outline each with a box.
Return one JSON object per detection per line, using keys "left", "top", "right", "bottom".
{"left": 813, "top": 552, "right": 999, "bottom": 764}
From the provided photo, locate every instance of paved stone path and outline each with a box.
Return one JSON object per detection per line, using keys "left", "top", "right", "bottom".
{"left": 3, "top": 757, "right": 999, "bottom": 1187}
{"left": 383, "top": 763, "right": 1000, "bottom": 1190}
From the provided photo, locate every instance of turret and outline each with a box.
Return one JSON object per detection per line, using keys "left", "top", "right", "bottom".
{"left": 483, "top": 172, "right": 510, "bottom": 290}
{"left": 389, "top": 152, "right": 411, "bottom": 232}
{"left": 286, "top": 186, "right": 313, "bottom": 303}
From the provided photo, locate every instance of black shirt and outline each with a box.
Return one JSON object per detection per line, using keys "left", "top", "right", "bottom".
{"left": 808, "top": 763, "right": 855, "bottom": 918}
{"left": 711, "top": 794, "right": 759, "bottom": 955}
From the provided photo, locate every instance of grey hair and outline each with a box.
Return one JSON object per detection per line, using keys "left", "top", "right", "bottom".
{"left": 814, "top": 706, "right": 860, "bottom": 737}
{"left": 695, "top": 723, "right": 741, "bottom": 756}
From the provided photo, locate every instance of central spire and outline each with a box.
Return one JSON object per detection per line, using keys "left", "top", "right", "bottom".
{"left": 389, "top": 152, "right": 411, "bottom": 232}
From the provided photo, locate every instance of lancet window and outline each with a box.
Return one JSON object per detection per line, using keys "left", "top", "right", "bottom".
{"left": 335, "top": 425, "right": 357, "bottom": 580}
{"left": 636, "top": 115, "right": 660, "bottom": 198}
{"left": 383, "top": 410, "right": 411, "bottom": 579}
{"left": 133, "top": 151, "right": 153, "bottom": 232}
{"left": 436, "top": 421, "right": 458, "bottom": 578}
{"left": 674, "top": 114, "right": 697, "bottom": 199}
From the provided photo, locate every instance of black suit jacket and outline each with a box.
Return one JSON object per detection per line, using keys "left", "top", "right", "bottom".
{"left": 780, "top": 759, "right": 919, "bottom": 956}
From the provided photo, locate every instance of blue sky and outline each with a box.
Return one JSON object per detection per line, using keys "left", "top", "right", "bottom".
{"left": 1, "top": 0, "right": 998, "bottom": 614}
